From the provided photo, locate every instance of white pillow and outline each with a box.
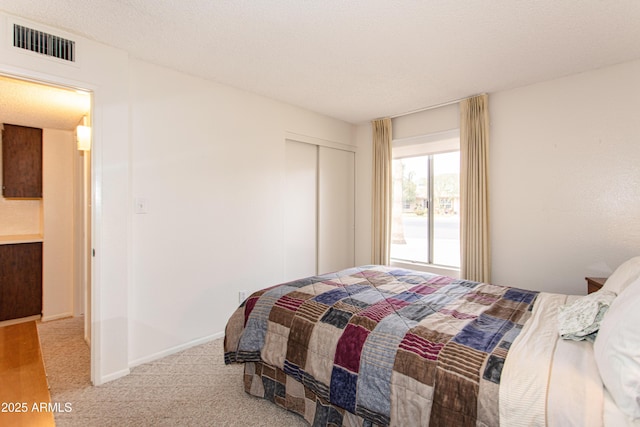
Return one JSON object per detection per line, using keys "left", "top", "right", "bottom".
{"left": 602, "top": 256, "right": 640, "bottom": 295}
{"left": 594, "top": 276, "right": 640, "bottom": 420}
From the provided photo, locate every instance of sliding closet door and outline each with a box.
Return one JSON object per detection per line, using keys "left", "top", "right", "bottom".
{"left": 318, "top": 146, "right": 355, "bottom": 274}
{"left": 284, "top": 140, "right": 317, "bottom": 281}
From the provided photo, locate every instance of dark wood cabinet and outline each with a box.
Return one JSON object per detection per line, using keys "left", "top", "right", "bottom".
{"left": 2, "top": 123, "right": 43, "bottom": 198}
{"left": 0, "top": 242, "right": 42, "bottom": 321}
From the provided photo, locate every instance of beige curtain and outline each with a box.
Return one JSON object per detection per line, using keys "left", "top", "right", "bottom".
{"left": 460, "top": 94, "right": 491, "bottom": 282}
{"left": 371, "top": 118, "right": 393, "bottom": 265}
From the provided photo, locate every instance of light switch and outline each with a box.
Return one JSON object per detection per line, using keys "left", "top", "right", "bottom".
{"left": 134, "top": 197, "right": 149, "bottom": 214}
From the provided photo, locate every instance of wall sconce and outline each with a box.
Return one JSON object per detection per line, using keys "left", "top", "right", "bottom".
{"left": 76, "top": 116, "right": 91, "bottom": 151}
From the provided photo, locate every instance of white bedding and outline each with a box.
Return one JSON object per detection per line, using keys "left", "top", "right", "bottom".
{"left": 500, "top": 293, "right": 567, "bottom": 426}
{"left": 547, "top": 322, "right": 603, "bottom": 427}
{"left": 500, "top": 293, "right": 639, "bottom": 426}
{"left": 604, "top": 389, "right": 640, "bottom": 427}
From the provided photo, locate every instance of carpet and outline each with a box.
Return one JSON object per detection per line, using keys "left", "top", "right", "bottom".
{"left": 37, "top": 317, "right": 307, "bottom": 426}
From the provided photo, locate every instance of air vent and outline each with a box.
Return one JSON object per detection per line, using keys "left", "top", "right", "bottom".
{"left": 13, "top": 24, "right": 75, "bottom": 62}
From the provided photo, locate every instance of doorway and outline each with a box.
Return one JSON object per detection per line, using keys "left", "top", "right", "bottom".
{"left": 0, "top": 73, "right": 93, "bottom": 359}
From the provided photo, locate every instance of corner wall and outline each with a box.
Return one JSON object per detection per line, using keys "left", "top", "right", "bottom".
{"left": 128, "top": 60, "right": 355, "bottom": 364}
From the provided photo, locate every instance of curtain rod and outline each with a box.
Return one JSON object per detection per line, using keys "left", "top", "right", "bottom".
{"left": 387, "top": 93, "right": 486, "bottom": 119}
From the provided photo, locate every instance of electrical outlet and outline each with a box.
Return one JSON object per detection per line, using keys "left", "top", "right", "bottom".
{"left": 238, "top": 290, "right": 248, "bottom": 303}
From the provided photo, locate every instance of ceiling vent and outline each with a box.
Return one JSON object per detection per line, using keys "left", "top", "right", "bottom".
{"left": 13, "top": 24, "right": 75, "bottom": 62}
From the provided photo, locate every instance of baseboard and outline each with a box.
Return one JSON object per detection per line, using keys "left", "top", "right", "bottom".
{"left": 40, "top": 312, "right": 74, "bottom": 322}
{"left": 128, "top": 331, "right": 225, "bottom": 369}
{"left": 96, "top": 368, "right": 131, "bottom": 385}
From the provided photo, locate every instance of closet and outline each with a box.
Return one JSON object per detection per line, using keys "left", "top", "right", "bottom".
{"left": 284, "top": 139, "right": 355, "bottom": 281}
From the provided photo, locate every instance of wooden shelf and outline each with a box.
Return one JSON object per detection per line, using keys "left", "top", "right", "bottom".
{"left": 0, "top": 235, "right": 44, "bottom": 245}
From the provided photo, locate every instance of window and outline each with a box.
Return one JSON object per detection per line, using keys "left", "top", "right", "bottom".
{"left": 390, "top": 130, "right": 460, "bottom": 268}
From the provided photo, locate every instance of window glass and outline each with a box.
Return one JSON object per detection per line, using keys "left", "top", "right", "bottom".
{"left": 391, "top": 156, "right": 429, "bottom": 264}
{"left": 390, "top": 132, "right": 460, "bottom": 268}
{"left": 432, "top": 151, "right": 460, "bottom": 267}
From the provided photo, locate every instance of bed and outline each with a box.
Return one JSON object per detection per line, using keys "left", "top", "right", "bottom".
{"left": 224, "top": 261, "right": 640, "bottom": 426}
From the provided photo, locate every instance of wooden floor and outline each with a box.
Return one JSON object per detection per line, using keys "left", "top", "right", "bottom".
{"left": 0, "top": 321, "right": 55, "bottom": 426}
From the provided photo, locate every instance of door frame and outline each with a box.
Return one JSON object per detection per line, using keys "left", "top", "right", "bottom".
{"left": 0, "top": 68, "right": 99, "bottom": 383}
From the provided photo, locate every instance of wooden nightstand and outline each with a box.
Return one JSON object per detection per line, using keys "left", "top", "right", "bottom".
{"left": 585, "top": 277, "right": 607, "bottom": 294}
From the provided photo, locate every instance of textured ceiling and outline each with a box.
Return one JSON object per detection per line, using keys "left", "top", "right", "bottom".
{"left": 0, "top": 75, "right": 91, "bottom": 131}
{"left": 1, "top": 1, "right": 640, "bottom": 124}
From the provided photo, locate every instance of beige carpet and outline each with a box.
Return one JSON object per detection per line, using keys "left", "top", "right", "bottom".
{"left": 37, "top": 317, "right": 308, "bottom": 426}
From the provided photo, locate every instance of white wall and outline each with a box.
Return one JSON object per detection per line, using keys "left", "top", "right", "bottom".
{"left": 42, "top": 129, "right": 74, "bottom": 320}
{"left": 490, "top": 59, "right": 640, "bottom": 294}
{"left": 128, "top": 60, "right": 354, "bottom": 365}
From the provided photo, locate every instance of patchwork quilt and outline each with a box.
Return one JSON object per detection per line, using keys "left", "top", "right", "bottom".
{"left": 224, "top": 266, "right": 538, "bottom": 426}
